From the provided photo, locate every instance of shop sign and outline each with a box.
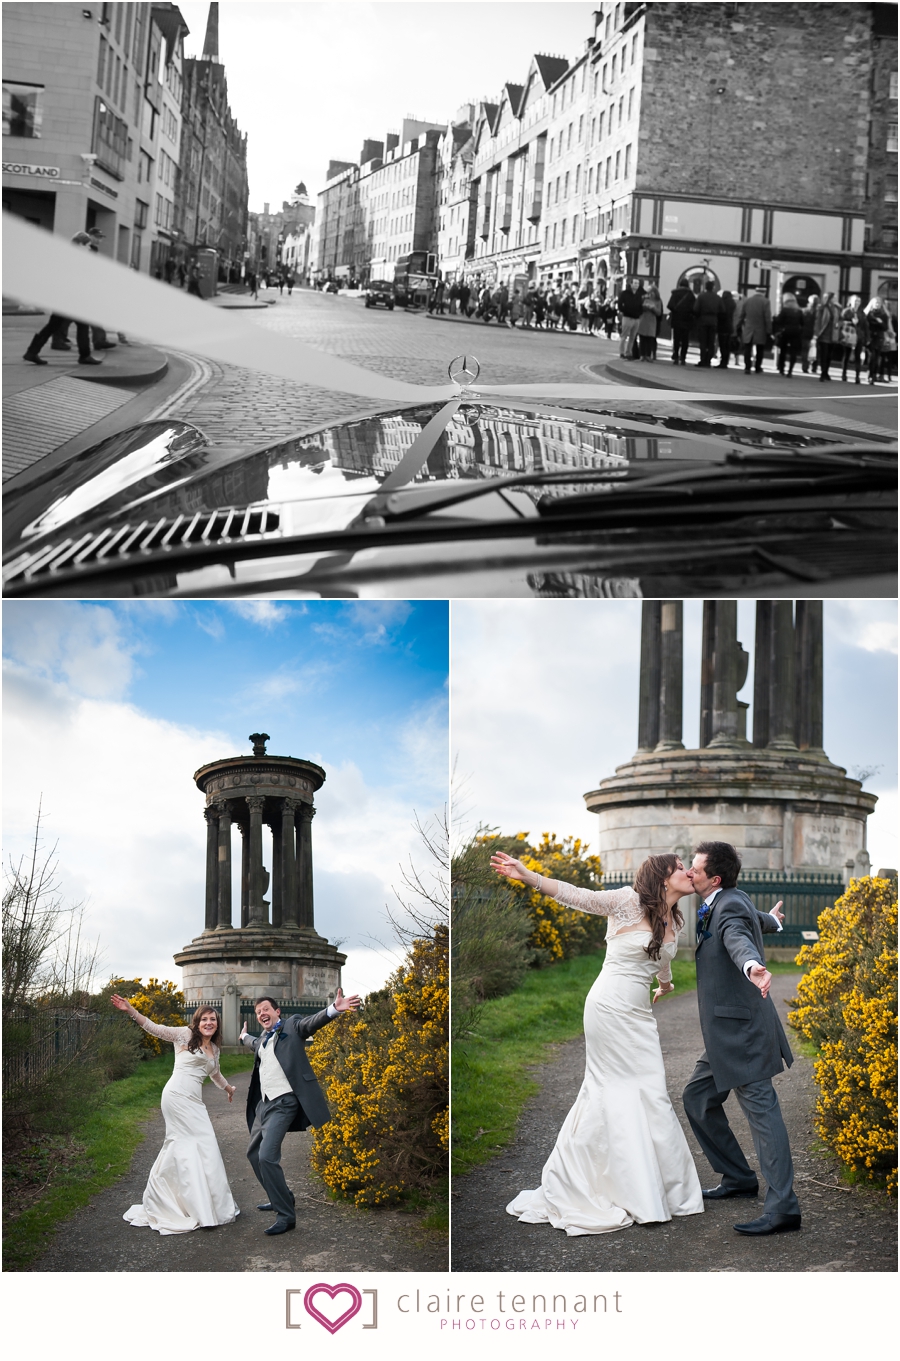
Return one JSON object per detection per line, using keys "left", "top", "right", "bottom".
{"left": 3, "top": 161, "right": 60, "bottom": 178}
{"left": 90, "top": 176, "right": 118, "bottom": 199}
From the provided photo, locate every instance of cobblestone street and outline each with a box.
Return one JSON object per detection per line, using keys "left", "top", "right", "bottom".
{"left": 156, "top": 289, "right": 619, "bottom": 444}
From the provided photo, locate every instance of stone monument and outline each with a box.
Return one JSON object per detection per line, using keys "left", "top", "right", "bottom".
{"left": 585, "top": 601, "right": 877, "bottom": 953}
{"left": 174, "top": 732, "right": 346, "bottom": 1043}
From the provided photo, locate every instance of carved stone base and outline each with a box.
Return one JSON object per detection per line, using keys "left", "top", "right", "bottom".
{"left": 174, "top": 927, "right": 346, "bottom": 1006}
{"left": 585, "top": 746, "right": 876, "bottom": 874}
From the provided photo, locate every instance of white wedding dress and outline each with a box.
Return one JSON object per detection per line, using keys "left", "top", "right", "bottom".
{"left": 123, "top": 1019, "right": 240, "bottom": 1235}
{"left": 507, "top": 883, "right": 704, "bottom": 1235}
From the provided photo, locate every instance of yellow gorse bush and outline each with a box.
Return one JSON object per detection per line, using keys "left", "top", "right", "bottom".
{"left": 790, "top": 876, "right": 897, "bottom": 1194}
{"left": 108, "top": 977, "right": 186, "bottom": 1056}
{"left": 307, "top": 924, "right": 448, "bottom": 1207}
{"left": 479, "top": 832, "right": 605, "bottom": 962}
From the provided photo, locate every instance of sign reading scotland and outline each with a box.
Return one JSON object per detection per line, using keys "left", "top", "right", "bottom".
{"left": 3, "top": 162, "right": 60, "bottom": 178}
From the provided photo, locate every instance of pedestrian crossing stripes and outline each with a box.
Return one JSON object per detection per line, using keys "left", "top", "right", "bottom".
{"left": 2, "top": 375, "right": 134, "bottom": 482}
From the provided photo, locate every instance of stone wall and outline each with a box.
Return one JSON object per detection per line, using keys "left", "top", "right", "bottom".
{"left": 636, "top": 2, "right": 874, "bottom": 210}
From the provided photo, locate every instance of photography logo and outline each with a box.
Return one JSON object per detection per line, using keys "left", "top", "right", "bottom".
{"left": 286, "top": 1284, "right": 377, "bottom": 1331}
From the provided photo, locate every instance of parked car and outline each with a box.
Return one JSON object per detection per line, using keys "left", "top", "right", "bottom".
{"left": 364, "top": 279, "right": 395, "bottom": 310}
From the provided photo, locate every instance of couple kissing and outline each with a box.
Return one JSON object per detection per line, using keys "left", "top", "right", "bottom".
{"left": 492, "top": 839, "right": 800, "bottom": 1238}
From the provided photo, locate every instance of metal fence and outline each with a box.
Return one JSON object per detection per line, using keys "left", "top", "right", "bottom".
{"left": 602, "top": 868, "right": 844, "bottom": 948}
{"left": 3, "top": 1007, "right": 101, "bottom": 1090}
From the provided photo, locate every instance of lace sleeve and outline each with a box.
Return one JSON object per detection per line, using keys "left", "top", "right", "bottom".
{"left": 131, "top": 1014, "right": 191, "bottom": 1047}
{"left": 207, "top": 1050, "right": 229, "bottom": 1090}
{"left": 545, "top": 881, "right": 643, "bottom": 926}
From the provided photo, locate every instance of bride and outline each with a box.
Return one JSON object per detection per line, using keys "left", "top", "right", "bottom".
{"left": 111, "top": 994, "right": 240, "bottom": 1234}
{"left": 490, "top": 850, "right": 704, "bottom": 1235}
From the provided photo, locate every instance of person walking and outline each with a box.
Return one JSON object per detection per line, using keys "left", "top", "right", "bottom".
{"left": 693, "top": 281, "right": 722, "bottom": 367}
{"left": 813, "top": 291, "right": 839, "bottom": 381}
{"left": 717, "top": 290, "right": 737, "bottom": 368}
{"left": 839, "top": 295, "right": 867, "bottom": 383}
{"left": 533, "top": 288, "right": 547, "bottom": 330}
{"left": 863, "top": 296, "right": 890, "bottom": 384}
{"left": 458, "top": 281, "right": 471, "bottom": 318}
{"left": 799, "top": 295, "right": 818, "bottom": 373}
{"left": 735, "top": 286, "right": 772, "bottom": 374}
{"left": 772, "top": 292, "right": 804, "bottom": 377}
{"left": 637, "top": 285, "right": 663, "bottom": 360}
{"left": 22, "top": 231, "right": 102, "bottom": 366}
{"left": 666, "top": 280, "right": 695, "bottom": 364}
{"left": 617, "top": 279, "right": 642, "bottom": 359}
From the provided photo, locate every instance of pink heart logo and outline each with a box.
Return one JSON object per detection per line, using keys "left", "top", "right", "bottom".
{"left": 304, "top": 1282, "right": 363, "bottom": 1334}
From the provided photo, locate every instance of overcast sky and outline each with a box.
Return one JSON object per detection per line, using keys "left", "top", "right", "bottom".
{"left": 3, "top": 600, "right": 448, "bottom": 999}
{"left": 451, "top": 599, "right": 898, "bottom": 873}
{"left": 176, "top": 1, "right": 596, "bottom": 207}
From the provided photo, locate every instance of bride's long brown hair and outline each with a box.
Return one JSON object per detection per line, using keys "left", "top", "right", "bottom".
{"left": 187, "top": 1006, "right": 222, "bottom": 1053}
{"left": 633, "top": 854, "right": 684, "bottom": 961}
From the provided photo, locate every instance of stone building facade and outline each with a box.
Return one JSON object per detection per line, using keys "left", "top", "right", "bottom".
{"left": 464, "top": 2, "right": 896, "bottom": 307}
{"left": 435, "top": 106, "right": 476, "bottom": 284}
{"left": 176, "top": 5, "right": 248, "bottom": 283}
{"left": 315, "top": 118, "right": 444, "bottom": 282}
{"left": 3, "top": 1, "right": 188, "bottom": 274}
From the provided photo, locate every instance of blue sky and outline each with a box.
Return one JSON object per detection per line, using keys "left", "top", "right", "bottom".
{"left": 452, "top": 599, "right": 898, "bottom": 873}
{"left": 3, "top": 600, "right": 448, "bottom": 996}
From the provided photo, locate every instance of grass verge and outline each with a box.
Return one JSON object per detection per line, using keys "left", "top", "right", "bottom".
{"left": 452, "top": 953, "right": 805, "bottom": 1177}
{"left": 3, "top": 1052, "right": 255, "bottom": 1271}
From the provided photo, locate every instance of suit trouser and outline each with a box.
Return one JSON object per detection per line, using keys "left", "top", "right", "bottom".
{"left": 619, "top": 315, "right": 640, "bottom": 356}
{"left": 247, "top": 1092, "right": 302, "bottom": 1220}
{"left": 683, "top": 1056, "right": 800, "bottom": 1216}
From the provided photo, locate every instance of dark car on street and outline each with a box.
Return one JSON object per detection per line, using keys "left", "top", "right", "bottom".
{"left": 363, "top": 280, "right": 395, "bottom": 310}
{"left": 3, "top": 389, "right": 895, "bottom": 599}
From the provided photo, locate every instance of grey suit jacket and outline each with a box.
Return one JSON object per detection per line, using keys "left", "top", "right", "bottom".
{"left": 695, "top": 886, "right": 793, "bottom": 1091}
{"left": 243, "top": 1008, "right": 335, "bottom": 1133}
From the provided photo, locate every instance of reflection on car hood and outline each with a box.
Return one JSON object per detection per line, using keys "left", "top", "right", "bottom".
{"left": 3, "top": 399, "right": 895, "bottom": 598}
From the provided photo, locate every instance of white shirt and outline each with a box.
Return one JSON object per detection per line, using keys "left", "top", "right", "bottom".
{"left": 252, "top": 1005, "right": 339, "bottom": 1101}
{"left": 700, "top": 887, "right": 781, "bottom": 977}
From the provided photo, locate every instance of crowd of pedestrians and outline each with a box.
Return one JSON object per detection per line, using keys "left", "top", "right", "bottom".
{"left": 431, "top": 273, "right": 896, "bottom": 384}
{"left": 613, "top": 277, "right": 896, "bottom": 383}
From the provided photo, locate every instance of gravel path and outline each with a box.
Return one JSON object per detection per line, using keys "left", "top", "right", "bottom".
{"left": 31, "top": 1069, "right": 446, "bottom": 1273}
{"left": 451, "top": 974, "right": 896, "bottom": 1272}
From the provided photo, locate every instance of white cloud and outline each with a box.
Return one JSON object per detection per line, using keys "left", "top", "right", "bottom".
{"left": 311, "top": 600, "right": 414, "bottom": 647}
{"left": 2, "top": 601, "right": 140, "bottom": 700}
{"left": 825, "top": 601, "right": 898, "bottom": 655}
{"left": 227, "top": 601, "right": 294, "bottom": 629}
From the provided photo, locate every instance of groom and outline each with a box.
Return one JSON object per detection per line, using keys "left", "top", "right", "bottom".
{"left": 683, "top": 841, "right": 801, "bottom": 1236}
{"left": 240, "top": 988, "right": 361, "bottom": 1235}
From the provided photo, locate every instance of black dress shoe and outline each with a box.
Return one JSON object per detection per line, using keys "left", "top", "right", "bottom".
{"left": 703, "top": 1183, "right": 759, "bottom": 1200}
{"left": 23, "top": 352, "right": 48, "bottom": 365}
{"left": 50, "top": 340, "right": 72, "bottom": 350}
{"left": 733, "top": 1212, "right": 801, "bottom": 1235}
{"left": 264, "top": 1217, "right": 296, "bottom": 1236}
{"left": 78, "top": 355, "right": 103, "bottom": 365}
{"left": 257, "top": 1201, "right": 274, "bottom": 1211}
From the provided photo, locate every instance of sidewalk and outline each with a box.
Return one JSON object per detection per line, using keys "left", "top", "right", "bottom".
{"left": 2, "top": 313, "right": 178, "bottom": 483}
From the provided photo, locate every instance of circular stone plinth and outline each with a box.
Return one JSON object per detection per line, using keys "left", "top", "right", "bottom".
{"left": 174, "top": 927, "right": 346, "bottom": 1004}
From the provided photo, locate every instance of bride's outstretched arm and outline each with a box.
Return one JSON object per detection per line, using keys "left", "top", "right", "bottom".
{"left": 110, "top": 994, "right": 188, "bottom": 1044}
{"left": 490, "top": 852, "right": 638, "bottom": 919}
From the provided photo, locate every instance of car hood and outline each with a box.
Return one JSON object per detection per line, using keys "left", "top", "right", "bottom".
{"left": 3, "top": 398, "right": 896, "bottom": 598}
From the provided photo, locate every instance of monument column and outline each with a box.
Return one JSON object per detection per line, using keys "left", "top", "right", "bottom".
{"left": 795, "top": 600, "right": 824, "bottom": 753}
{"left": 239, "top": 823, "right": 250, "bottom": 928}
{"left": 215, "top": 801, "right": 233, "bottom": 929}
{"left": 203, "top": 807, "right": 219, "bottom": 932}
{"left": 656, "top": 600, "right": 684, "bottom": 750}
{"left": 246, "top": 795, "right": 267, "bottom": 925}
{"left": 281, "top": 799, "right": 298, "bottom": 928}
{"left": 296, "top": 803, "right": 316, "bottom": 929}
{"left": 637, "top": 601, "right": 661, "bottom": 752}
{"left": 768, "top": 602, "right": 797, "bottom": 749}
{"left": 753, "top": 601, "right": 773, "bottom": 747}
